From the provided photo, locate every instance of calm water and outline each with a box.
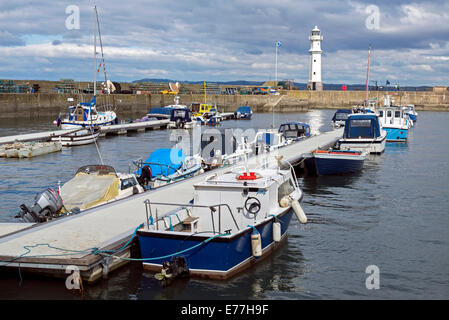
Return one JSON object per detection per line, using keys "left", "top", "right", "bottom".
{"left": 0, "top": 110, "right": 448, "bottom": 299}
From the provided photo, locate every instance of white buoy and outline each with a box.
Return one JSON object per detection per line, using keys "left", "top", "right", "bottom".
{"left": 251, "top": 229, "right": 262, "bottom": 257}
{"left": 291, "top": 198, "right": 307, "bottom": 224}
{"left": 273, "top": 221, "right": 281, "bottom": 242}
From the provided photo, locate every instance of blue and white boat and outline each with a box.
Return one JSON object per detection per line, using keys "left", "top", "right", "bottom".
{"left": 377, "top": 106, "right": 410, "bottom": 142}
{"left": 338, "top": 113, "right": 387, "bottom": 154}
{"left": 331, "top": 109, "right": 352, "bottom": 127}
{"left": 57, "top": 97, "right": 117, "bottom": 130}
{"left": 133, "top": 148, "right": 203, "bottom": 189}
{"left": 252, "top": 130, "right": 287, "bottom": 154}
{"left": 56, "top": 8, "right": 117, "bottom": 130}
{"left": 278, "top": 122, "right": 311, "bottom": 142}
{"left": 167, "top": 108, "right": 196, "bottom": 129}
{"left": 403, "top": 104, "right": 418, "bottom": 123}
{"left": 312, "top": 149, "right": 367, "bottom": 175}
{"left": 234, "top": 106, "right": 253, "bottom": 119}
{"left": 137, "top": 163, "right": 307, "bottom": 280}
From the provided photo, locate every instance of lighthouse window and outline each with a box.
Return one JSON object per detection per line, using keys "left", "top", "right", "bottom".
{"left": 313, "top": 72, "right": 316, "bottom": 75}
{"left": 314, "top": 59, "right": 316, "bottom": 62}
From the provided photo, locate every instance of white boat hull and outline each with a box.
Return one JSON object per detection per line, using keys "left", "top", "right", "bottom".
{"left": 339, "top": 133, "right": 386, "bottom": 154}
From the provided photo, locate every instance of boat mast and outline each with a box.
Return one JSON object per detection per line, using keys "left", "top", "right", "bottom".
{"left": 364, "top": 45, "right": 371, "bottom": 107}
{"left": 203, "top": 81, "right": 207, "bottom": 104}
{"left": 93, "top": 6, "right": 97, "bottom": 98}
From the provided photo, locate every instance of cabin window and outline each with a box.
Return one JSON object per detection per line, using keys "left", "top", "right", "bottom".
{"left": 387, "top": 111, "right": 392, "bottom": 117}
{"left": 173, "top": 110, "right": 186, "bottom": 118}
{"left": 395, "top": 111, "right": 401, "bottom": 118}
{"left": 379, "top": 111, "right": 383, "bottom": 117}
{"left": 348, "top": 119, "right": 374, "bottom": 138}
{"left": 278, "top": 179, "right": 296, "bottom": 202}
{"left": 121, "top": 178, "right": 137, "bottom": 190}
{"left": 335, "top": 113, "right": 349, "bottom": 120}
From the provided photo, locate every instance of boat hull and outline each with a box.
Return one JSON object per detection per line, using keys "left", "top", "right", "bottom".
{"left": 236, "top": 113, "right": 252, "bottom": 120}
{"left": 137, "top": 207, "right": 293, "bottom": 280}
{"left": 60, "top": 120, "right": 115, "bottom": 130}
{"left": 313, "top": 152, "right": 365, "bottom": 175}
{"left": 51, "top": 130, "right": 100, "bottom": 146}
{"left": 338, "top": 134, "right": 386, "bottom": 154}
{"left": 384, "top": 127, "right": 408, "bottom": 142}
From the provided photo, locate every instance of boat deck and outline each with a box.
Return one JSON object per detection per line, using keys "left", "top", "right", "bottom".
{"left": 0, "top": 128, "right": 343, "bottom": 283}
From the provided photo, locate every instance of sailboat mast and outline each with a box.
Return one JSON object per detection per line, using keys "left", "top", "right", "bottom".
{"left": 365, "top": 45, "right": 371, "bottom": 106}
{"left": 94, "top": 6, "right": 97, "bottom": 97}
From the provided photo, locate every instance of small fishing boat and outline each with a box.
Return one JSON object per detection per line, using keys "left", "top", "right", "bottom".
{"left": 234, "top": 106, "right": 253, "bottom": 119}
{"left": 56, "top": 97, "right": 117, "bottom": 130}
{"left": 137, "top": 161, "right": 307, "bottom": 280}
{"left": 133, "top": 148, "right": 204, "bottom": 189}
{"left": 16, "top": 164, "right": 144, "bottom": 223}
{"left": 331, "top": 109, "right": 352, "bottom": 127}
{"left": 148, "top": 96, "right": 190, "bottom": 121}
{"left": 200, "top": 132, "right": 252, "bottom": 169}
{"left": 312, "top": 149, "right": 367, "bottom": 175}
{"left": 251, "top": 129, "right": 287, "bottom": 154}
{"left": 338, "top": 113, "right": 387, "bottom": 154}
{"left": 51, "top": 127, "right": 101, "bottom": 147}
{"left": 195, "top": 114, "right": 220, "bottom": 126}
{"left": 377, "top": 106, "right": 410, "bottom": 142}
{"left": 278, "top": 122, "right": 311, "bottom": 143}
{"left": 167, "top": 108, "right": 196, "bottom": 129}
{"left": 403, "top": 104, "right": 418, "bottom": 123}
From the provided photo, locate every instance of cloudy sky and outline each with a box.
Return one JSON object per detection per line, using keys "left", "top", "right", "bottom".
{"left": 0, "top": 0, "right": 448, "bottom": 86}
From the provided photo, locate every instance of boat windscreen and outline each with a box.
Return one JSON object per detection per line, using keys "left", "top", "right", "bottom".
{"left": 346, "top": 119, "right": 375, "bottom": 138}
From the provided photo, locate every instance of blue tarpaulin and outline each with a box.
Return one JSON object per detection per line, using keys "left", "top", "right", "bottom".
{"left": 142, "top": 148, "right": 186, "bottom": 177}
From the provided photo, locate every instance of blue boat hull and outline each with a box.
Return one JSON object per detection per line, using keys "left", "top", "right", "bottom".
{"left": 314, "top": 156, "right": 364, "bottom": 175}
{"left": 137, "top": 208, "right": 293, "bottom": 279}
{"left": 408, "top": 113, "right": 417, "bottom": 122}
{"left": 384, "top": 127, "right": 408, "bottom": 142}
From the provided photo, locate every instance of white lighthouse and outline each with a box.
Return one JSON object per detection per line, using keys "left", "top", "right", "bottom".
{"left": 307, "top": 26, "right": 323, "bottom": 91}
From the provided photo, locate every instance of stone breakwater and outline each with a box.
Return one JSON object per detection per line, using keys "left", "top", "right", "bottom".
{"left": 0, "top": 90, "right": 447, "bottom": 120}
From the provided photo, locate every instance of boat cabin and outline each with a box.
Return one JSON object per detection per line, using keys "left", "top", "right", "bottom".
{"left": 278, "top": 122, "right": 311, "bottom": 140}
{"left": 343, "top": 114, "right": 382, "bottom": 139}
{"left": 186, "top": 168, "right": 299, "bottom": 234}
{"left": 332, "top": 109, "right": 352, "bottom": 125}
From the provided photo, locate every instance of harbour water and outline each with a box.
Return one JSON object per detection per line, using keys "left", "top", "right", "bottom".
{"left": 0, "top": 110, "right": 448, "bottom": 299}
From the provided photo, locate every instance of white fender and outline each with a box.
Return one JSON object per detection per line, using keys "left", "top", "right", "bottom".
{"left": 251, "top": 229, "right": 262, "bottom": 257}
{"left": 291, "top": 198, "right": 307, "bottom": 224}
{"left": 273, "top": 221, "right": 281, "bottom": 242}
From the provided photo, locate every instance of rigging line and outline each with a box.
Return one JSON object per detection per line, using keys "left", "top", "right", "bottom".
{"left": 95, "top": 7, "right": 112, "bottom": 110}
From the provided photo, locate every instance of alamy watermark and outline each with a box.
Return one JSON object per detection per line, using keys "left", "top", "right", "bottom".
{"left": 365, "top": 265, "right": 380, "bottom": 290}
{"left": 365, "top": 5, "right": 380, "bottom": 31}
{"left": 65, "top": 265, "right": 83, "bottom": 291}
{"left": 65, "top": 5, "right": 80, "bottom": 30}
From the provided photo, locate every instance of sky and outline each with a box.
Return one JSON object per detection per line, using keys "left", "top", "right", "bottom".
{"left": 0, "top": 0, "right": 448, "bottom": 86}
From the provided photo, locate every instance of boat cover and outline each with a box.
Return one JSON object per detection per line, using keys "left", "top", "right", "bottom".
{"left": 236, "top": 106, "right": 251, "bottom": 114}
{"left": 143, "top": 148, "right": 186, "bottom": 177}
{"left": 60, "top": 172, "right": 119, "bottom": 211}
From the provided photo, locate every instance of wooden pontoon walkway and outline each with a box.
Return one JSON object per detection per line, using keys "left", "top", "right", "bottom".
{"left": 0, "top": 128, "right": 343, "bottom": 283}
{"left": 0, "top": 119, "right": 169, "bottom": 145}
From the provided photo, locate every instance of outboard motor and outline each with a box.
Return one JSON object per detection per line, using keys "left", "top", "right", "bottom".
{"left": 137, "top": 165, "right": 152, "bottom": 189}
{"left": 16, "top": 188, "right": 63, "bottom": 223}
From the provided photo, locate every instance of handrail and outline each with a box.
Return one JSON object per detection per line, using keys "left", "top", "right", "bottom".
{"left": 143, "top": 200, "right": 239, "bottom": 233}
